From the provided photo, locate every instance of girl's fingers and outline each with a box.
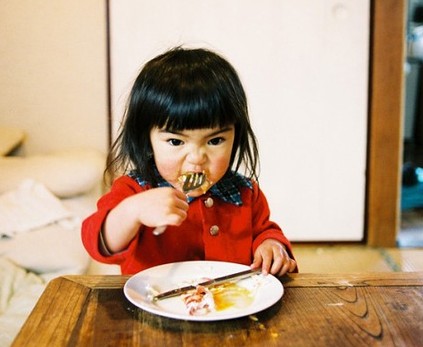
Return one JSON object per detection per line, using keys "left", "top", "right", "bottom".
{"left": 288, "top": 259, "right": 297, "bottom": 273}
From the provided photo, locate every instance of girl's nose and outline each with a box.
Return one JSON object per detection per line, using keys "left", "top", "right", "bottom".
{"left": 187, "top": 146, "right": 206, "bottom": 165}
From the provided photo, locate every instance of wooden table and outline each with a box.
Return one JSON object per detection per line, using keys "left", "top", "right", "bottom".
{"left": 12, "top": 272, "right": 423, "bottom": 346}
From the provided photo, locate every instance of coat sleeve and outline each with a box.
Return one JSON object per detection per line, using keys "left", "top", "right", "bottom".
{"left": 250, "top": 182, "right": 298, "bottom": 272}
{"left": 80, "top": 176, "right": 143, "bottom": 265}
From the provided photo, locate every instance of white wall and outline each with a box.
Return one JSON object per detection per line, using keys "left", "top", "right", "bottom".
{"left": 0, "top": 1, "right": 108, "bottom": 155}
{"left": 109, "top": 0, "right": 370, "bottom": 241}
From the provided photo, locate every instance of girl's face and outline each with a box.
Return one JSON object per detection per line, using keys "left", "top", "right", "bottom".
{"left": 150, "top": 125, "right": 235, "bottom": 197}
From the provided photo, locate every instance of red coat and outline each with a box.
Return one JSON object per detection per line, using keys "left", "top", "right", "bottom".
{"left": 81, "top": 175, "right": 296, "bottom": 274}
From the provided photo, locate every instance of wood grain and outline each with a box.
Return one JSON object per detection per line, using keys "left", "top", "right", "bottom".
{"left": 12, "top": 273, "right": 423, "bottom": 347}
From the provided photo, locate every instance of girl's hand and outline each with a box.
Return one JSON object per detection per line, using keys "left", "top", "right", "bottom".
{"left": 103, "top": 187, "right": 189, "bottom": 253}
{"left": 251, "top": 239, "right": 297, "bottom": 277}
{"left": 131, "top": 187, "right": 189, "bottom": 228}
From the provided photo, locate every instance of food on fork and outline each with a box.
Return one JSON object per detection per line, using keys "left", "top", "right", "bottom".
{"left": 178, "top": 171, "right": 211, "bottom": 194}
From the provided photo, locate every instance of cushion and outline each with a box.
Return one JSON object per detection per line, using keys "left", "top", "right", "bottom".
{"left": 0, "top": 180, "right": 92, "bottom": 275}
{"left": 0, "top": 222, "right": 90, "bottom": 275}
{"left": 0, "top": 149, "right": 105, "bottom": 198}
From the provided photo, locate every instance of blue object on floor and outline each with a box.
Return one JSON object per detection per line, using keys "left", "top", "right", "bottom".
{"left": 401, "top": 164, "right": 423, "bottom": 210}
{"left": 401, "top": 182, "right": 423, "bottom": 210}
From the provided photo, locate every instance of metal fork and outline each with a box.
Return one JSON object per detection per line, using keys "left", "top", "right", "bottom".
{"left": 179, "top": 172, "right": 206, "bottom": 193}
{"left": 152, "top": 172, "right": 206, "bottom": 236}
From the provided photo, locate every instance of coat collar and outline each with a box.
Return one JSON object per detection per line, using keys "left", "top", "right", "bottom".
{"left": 128, "top": 170, "right": 252, "bottom": 206}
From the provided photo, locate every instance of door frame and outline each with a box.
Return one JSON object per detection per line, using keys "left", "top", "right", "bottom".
{"left": 366, "top": 0, "right": 405, "bottom": 246}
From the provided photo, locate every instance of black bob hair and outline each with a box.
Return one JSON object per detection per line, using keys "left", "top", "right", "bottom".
{"left": 106, "top": 46, "right": 259, "bottom": 186}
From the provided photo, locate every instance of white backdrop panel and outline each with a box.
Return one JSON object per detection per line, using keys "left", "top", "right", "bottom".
{"left": 109, "top": 0, "right": 369, "bottom": 241}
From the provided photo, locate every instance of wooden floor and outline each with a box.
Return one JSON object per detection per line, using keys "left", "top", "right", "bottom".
{"left": 293, "top": 244, "right": 423, "bottom": 272}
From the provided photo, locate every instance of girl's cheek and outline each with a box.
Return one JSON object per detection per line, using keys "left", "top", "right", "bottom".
{"left": 209, "top": 156, "right": 232, "bottom": 180}
{"left": 154, "top": 159, "right": 180, "bottom": 185}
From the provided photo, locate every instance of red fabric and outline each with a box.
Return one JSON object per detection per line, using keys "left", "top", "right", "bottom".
{"left": 81, "top": 176, "right": 296, "bottom": 274}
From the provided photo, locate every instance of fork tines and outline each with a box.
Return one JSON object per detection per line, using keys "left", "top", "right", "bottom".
{"left": 182, "top": 172, "right": 205, "bottom": 192}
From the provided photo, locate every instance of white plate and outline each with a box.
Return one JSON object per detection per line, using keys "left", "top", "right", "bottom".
{"left": 124, "top": 260, "right": 283, "bottom": 321}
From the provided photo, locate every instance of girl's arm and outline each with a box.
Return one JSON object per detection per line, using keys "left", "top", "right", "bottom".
{"left": 102, "top": 187, "right": 188, "bottom": 253}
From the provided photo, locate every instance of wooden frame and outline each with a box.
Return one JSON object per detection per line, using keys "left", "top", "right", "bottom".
{"left": 366, "top": 0, "right": 406, "bottom": 246}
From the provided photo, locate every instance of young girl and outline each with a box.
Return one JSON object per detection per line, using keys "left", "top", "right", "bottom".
{"left": 82, "top": 47, "right": 297, "bottom": 276}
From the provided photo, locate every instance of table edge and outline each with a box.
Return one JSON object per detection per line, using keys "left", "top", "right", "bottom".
{"left": 59, "top": 272, "right": 423, "bottom": 289}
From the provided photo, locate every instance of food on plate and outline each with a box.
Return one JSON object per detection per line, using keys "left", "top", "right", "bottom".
{"left": 181, "top": 282, "right": 255, "bottom": 316}
{"left": 211, "top": 282, "right": 254, "bottom": 311}
{"left": 181, "top": 285, "right": 215, "bottom": 316}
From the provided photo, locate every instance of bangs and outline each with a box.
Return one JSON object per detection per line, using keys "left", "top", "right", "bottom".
{"left": 137, "top": 47, "right": 245, "bottom": 132}
{"left": 154, "top": 86, "right": 237, "bottom": 132}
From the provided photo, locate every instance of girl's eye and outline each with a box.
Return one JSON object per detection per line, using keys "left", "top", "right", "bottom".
{"left": 208, "top": 137, "right": 225, "bottom": 146}
{"left": 168, "top": 138, "right": 184, "bottom": 146}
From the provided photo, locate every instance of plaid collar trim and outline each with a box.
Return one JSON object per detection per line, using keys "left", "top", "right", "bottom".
{"left": 128, "top": 171, "right": 252, "bottom": 206}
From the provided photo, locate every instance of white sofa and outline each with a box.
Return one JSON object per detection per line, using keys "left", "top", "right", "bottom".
{"left": 0, "top": 130, "right": 119, "bottom": 345}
